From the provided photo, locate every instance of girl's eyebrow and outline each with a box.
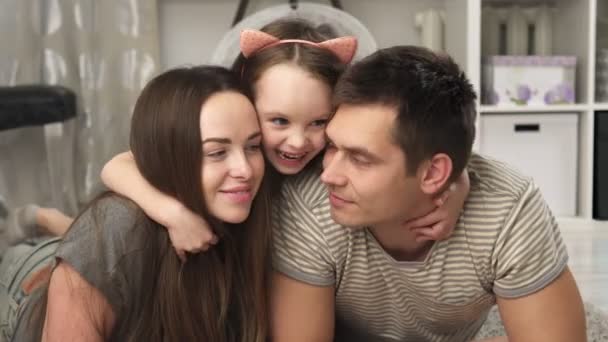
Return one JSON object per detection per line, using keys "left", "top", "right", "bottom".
{"left": 259, "top": 111, "right": 286, "bottom": 117}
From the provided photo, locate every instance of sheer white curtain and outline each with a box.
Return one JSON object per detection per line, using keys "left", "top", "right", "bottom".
{"left": 0, "top": 0, "right": 160, "bottom": 214}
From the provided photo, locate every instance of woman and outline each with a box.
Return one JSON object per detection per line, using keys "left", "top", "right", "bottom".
{"left": 0, "top": 65, "right": 271, "bottom": 341}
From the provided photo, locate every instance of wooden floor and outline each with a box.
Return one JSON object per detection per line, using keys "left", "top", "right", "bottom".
{"left": 559, "top": 219, "right": 608, "bottom": 313}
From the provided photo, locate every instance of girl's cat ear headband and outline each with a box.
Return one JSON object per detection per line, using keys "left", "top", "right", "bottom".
{"left": 239, "top": 29, "right": 358, "bottom": 64}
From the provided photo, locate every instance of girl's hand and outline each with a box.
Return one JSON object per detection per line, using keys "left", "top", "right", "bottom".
{"left": 403, "top": 170, "right": 470, "bottom": 242}
{"left": 101, "top": 151, "right": 219, "bottom": 262}
{"left": 164, "top": 202, "right": 219, "bottom": 262}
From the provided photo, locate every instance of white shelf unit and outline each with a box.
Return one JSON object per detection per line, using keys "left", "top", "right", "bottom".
{"left": 439, "top": 0, "right": 603, "bottom": 221}
{"left": 338, "top": 0, "right": 602, "bottom": 222}
{"left": 594, "top": 103, "right": 608, "bottom": 110}
{"left": 479, "top": 104, "right": 591, "bottom": 113}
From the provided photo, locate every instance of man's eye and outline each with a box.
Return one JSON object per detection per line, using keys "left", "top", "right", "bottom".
{"left": 350, "top": 155, "right": 370, "bottom": 166}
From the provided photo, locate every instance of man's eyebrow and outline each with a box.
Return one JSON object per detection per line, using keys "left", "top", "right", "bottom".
{"left": 343, "top": 146, "right": 380, "bottom": 160}
{"left": 325, "top": 133, "right": 381, "bottom": 161}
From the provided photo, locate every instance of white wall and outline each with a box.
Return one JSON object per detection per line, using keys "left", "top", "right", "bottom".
{"left": 159, "top": 0, "right": 236, "bottom": 69}
{"left": 158, "top": 0, "right": 447, "bottom": 70}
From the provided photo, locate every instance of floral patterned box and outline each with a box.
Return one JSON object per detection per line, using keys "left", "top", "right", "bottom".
{"left": 482, "top": 56, "right": 576, "bottom": 106}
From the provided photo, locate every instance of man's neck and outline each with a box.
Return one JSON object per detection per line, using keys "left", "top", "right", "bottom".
{"left": 368, "top": 195, "right": 439, "bottom": 262}
{"left": 369, "top": 221, "right": 434, "bottom": 262}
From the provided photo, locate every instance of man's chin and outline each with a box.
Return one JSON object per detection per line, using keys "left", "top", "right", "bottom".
{"left": 330, "top": 211, "right": 366, "bottom": 229}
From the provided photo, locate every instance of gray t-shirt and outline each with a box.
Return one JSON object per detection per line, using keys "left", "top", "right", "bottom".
{"left": 13, "top": 196, "right": 151, "bottom": 340}
{"left": 272, "top": 153, "right": 568, "bottom": 341}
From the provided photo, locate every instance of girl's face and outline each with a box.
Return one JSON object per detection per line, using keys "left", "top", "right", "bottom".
{"left": 254, "top": 63, "right": 332, "bottom": 175}
{"left": 200, "top": 91, "right": 265, "bottom": 224}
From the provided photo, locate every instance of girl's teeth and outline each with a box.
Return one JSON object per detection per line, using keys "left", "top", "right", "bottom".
{"left": 278, "top": 151, "right": 305, "bottom": 160}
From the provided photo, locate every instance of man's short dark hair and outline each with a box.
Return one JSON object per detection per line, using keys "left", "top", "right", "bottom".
{"left": 333, "top": 46, "right": 477, "bottom": 183}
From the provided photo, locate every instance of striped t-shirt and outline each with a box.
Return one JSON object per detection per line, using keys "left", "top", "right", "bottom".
{"left": 272, "top": 153, "right": 568, "bottom": 341}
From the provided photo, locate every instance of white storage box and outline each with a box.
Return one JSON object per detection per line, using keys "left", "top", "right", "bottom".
{"left": 482, "top": 56, "right": 577, "bottom": 106}
{"left": 479, "top": 113, "right": 579, "bottom": 217}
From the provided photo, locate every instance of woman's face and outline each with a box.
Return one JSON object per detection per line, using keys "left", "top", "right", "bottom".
{"left": 199, "top": 91, "right": 264, "bottom": 224}
{"left": 254, "top": 63, "right": 332, "bottom": 175}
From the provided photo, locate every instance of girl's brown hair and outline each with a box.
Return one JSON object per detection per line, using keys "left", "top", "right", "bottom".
{"left": 233, "top": 18, "right": 347, "bottom": 98}
{"left": 233, "top": 18, "right": 347, "bottom": 189}
{"left": 30, "top": 66, "right": 271, "bottom": 342}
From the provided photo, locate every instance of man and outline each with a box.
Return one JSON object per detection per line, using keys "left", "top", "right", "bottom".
{"left": 270, "top": 46, "right": 586, "bottom": 341}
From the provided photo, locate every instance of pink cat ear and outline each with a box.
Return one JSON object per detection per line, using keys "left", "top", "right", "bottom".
{"left": 240, "top": 29, "right": 280, "bottom": 57}
{"left": 240, "top": 29, "right": 358, "bottom": 64}
{"left": 318, "top": 36, "right": 358, "bottom": 64}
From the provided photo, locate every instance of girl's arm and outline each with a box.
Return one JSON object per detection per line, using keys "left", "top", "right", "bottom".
{"left": 101, "top": 152, "right": 218, "bottom": 261}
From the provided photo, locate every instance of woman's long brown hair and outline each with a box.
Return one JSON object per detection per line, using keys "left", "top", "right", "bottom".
{"left": 30, "top": 66, "right": 271, "bottom": 342}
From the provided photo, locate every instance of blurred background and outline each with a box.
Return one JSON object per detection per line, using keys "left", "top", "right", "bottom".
{"left": 0, "top": 0, "right": 607, "bottom": 315}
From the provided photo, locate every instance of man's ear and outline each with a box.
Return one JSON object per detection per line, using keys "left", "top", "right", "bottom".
{"left": 418, "top": 153, "right": 453, "bottom": 196}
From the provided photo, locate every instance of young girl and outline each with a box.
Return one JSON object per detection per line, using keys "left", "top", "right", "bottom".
{"left": 101, "top": 18, "right": 469, "bottom": 260}
{"left": 0, "top": 66, "right": 271, "bottom": 341}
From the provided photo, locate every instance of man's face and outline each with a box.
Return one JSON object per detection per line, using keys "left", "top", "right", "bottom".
{"left": 321, "top": 103, "right": 422, "bottom": 228}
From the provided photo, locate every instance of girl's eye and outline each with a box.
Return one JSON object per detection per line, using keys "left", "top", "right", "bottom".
{"left": 311, "top": 119, "right": 328, "bottom": 127}
{"left": 271, "top": 118, "right": 289, "bottom": 126}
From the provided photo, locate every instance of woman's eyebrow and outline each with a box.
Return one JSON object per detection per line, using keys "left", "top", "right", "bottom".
{"left": 202, "top": 137, "right": 230, "bottom": 144}
{"left": 247, "top": 132, "right": 262, "bottom": 141}
{"left": 203, "top": 132, "right": 261, "bottom": 145}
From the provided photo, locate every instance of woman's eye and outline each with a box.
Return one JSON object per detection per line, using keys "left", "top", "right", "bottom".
{"left": 311, "top": 119, "right": 328, "bottom": 127}
{"left": 206, "top": 150, "right": 226, "bottom": 158}
{"left": 246, "top": 144, "right": 262, "bottom": 152}
{"left": 271, "top": 118, "right": 289, "bottom": 126}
